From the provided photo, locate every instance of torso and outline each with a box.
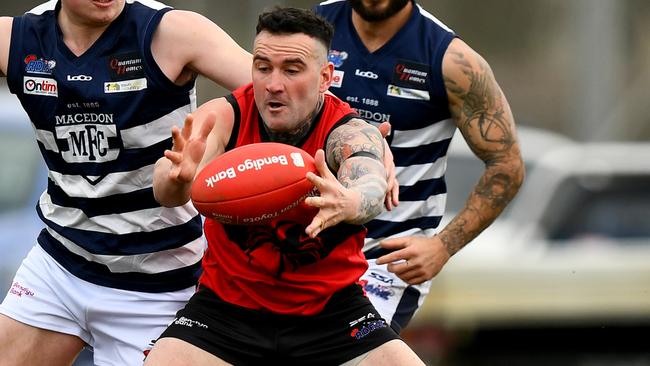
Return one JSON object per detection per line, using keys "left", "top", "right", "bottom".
{"left": 5, "top": 0, "right": 203, "bottom": 292}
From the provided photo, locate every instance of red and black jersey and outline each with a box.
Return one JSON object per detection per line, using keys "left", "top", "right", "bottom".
{"left": 199, "top": 83, "right": 369, "bottom": 315}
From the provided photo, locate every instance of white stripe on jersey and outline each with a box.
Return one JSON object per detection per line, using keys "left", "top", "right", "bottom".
{"left": 128, "top": 0, "right": 169, "bottom": 10}
{"left": 121, "top": 104, "right": 192, "bottom": 149}
{"left": 374, "top": 194, "right": 446, "bottom": 222}
{"left": 38, "top": 191, "right": 198, "bottom": 234}
{"left": 391, "top": 118, "right": 455, "bottom": 148}
{"left": 46, "top": 227, "right": 205, "bottom": 273}
{"left": 27, "top": 0, "right": 56, "bottom": 15}
{"left": 417, "top": 4, "right": 454, "bottom": 33}
{"left": 33, "top": 126, "right": 60, "bottom": 153}
{"left": 318, "top": 0, "right": 345, "bottom": 5}
{"left": 48, "top": 164, "right": 155, "bottom": 198}
{"left": 363, "top": 228, "right": 438, "bottom": 250}
{"left": 395, "top": 157, "right": 448, "bottom": 186}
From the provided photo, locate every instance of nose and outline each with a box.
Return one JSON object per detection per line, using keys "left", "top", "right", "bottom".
{"left": 265, "top": 70, "right": 284, "bottom": 94}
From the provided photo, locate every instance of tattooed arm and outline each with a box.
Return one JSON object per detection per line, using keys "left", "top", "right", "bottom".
{"left": 376, "top": 38, "right": 524, "bottom": 285}
{"left": 304, "top": 118, "right": 388, "bottom": 237}
{"left": 439, "top": 38, "right": 525, "bottom": 255}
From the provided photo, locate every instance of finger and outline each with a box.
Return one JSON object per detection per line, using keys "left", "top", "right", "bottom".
{"left": 198, "top": 112, "right": 217, "bottom": 140}
{"left": 305, "top": 216, "right": 326, "bottom": 238}
{"left": 375, "top": 250, "right": 407, "bottom": 265}
{"left": 390, "top": 180, "right": 400, "bottom": 207}
{"left": 313, "top": 149, "right": 335, "bottom": 181}
{"left": 164, "top": 150, "right": 183, "bottom": 165}
{"left": 304, "top": 194, "right": 325, "bottom": 209}
{"left": 386, "top": 259, "right": 411, "bottom": 275}
{"left": 170, "top": 125, "right": 185, "bottom": 153}
{"left": 182, "top": 114, "right": 194, "bottom": 141}
{"left": 379, "top": 237, "right": 408, "bottom": 250}
{"left": 377, "top": 121, "right": 391, "bottom": 138}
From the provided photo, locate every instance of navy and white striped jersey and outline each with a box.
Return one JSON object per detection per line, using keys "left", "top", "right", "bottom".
{"left": 6, "top": 0, "right": 203, "bottom": 292}
{"left": 315, "top": 0, "right": 457, "bottom": 255}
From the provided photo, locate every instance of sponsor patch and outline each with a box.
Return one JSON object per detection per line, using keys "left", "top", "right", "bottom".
{"left": 24, "top": 76, "right": 58, "bottom": 97}
{"left": 386, "top": 84, "right": 430, "bottom": 101}
{"left": 104, "top": 78, "right": 147, "bottom": 93}
{"left": 9, "top": 281, "right": 35, "bottom": 298}
{"left": 331, "top": 70, "right": 344, "bottom": 88}
{"left": 392, "top": 59, "right": 430, "bottom": 89}
{"left": 173, "top": 316, "right": 208, "bottom": 329}
{"left": 24, "top": 54, "right": 56, "bottom": 75}
{"left": 108, "top": 51, "right": 145, "bottom": 80}
{"left": 350, "top": 319, "right": 388, "bottom": 340}
{"left": 328, "top": 50, "right": 348, "bottom": 67}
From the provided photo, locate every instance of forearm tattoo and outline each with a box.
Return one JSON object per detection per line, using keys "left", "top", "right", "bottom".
{"left": 440, "top": 49, "right": 524, "bottom": 255}
{"left": 327, "top": 119, "right": 387, "bottom": 224}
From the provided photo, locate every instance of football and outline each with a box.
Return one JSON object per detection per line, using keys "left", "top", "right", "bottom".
{"left": 191, "top": 142, "right": 318, "bottom": 225}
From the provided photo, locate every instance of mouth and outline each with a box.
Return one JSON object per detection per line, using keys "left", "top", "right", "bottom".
{"left": 267, "top": 101, "right": 286, "bottom": 112}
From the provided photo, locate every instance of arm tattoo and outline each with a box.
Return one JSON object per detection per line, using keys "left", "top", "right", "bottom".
{"left": 440, "top": 48, "right": 524, "bottom": 256}
{"left": 326, "top": 119, "right": 387, "bottom": 224}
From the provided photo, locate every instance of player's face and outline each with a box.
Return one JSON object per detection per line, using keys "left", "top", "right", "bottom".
{"left": 60, "top": 0, "right": 125, "bottom": 27}
{"left": 252, "top": 31, "right": 332, "bottom": 133}
{"left": 348, "top": 0, "right": 411, "bottom": 22}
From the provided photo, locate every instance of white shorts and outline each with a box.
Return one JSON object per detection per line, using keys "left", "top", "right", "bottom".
{"left": 359, "top": 259, "right": 432, "bottom": 333}
{"left": 0, "top": 245, "right": 195, "bottom": 366}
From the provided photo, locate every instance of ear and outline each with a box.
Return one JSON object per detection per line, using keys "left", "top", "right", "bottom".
{"left": 319, "top": 61, "right": 334, "bottom": 93}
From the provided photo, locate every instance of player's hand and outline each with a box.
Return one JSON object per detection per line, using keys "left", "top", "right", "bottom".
{"left": 304, "top": 149, "right": 360, "bottom": 238}
{"left": 164, "top": 112, "right": 216, "bottom": 183}
{"left": 375, "top": 235, "right": 451, "bottom": 285}
{"left": 377, "top": 122, "right": 399, "bottom": 210}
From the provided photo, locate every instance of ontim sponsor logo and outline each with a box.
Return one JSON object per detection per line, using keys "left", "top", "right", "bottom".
{"left": 24, "top": 76, "right": 58, "bottom": 97}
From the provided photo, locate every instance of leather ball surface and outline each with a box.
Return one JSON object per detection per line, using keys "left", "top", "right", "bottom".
{"left": 191, "top": 142, "right": 317, "bottom": 225}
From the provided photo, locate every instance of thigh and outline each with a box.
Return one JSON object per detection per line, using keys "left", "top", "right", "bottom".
{"left": 0, "top": 313, "right": 85, "bottom": 366}
{"left": 357, "top": 339, "right": 425, "bottom": 366}
{"left": 360, "top": 259, "right": 432, "bottom": 332}
{"left": 286, "top": 284, "right": 400, "bottom": 366}
{"left": 144, "top": 338, "right": 232, "bottom": 366}
{"left": 89, "top": 285, "right": 196, "bottom": 366}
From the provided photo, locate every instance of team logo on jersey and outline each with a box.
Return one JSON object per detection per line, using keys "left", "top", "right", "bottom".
{"left": 55, "top": 113, "right": 119, "bottom": 163}
{"left": 104, "top": 78, "right": 148, "bottom": 93}
{"left": 392, "top": 59, "right": 430, "bottom": 89}
{"left": 327, "top": 49, "right": 348, "bottom": 67}
{"left": 24, "top": 54, "right": 56, "bottom": 75}
{"left": 108, "top": 51, "right": 145, "bottom": 80}
{"left": 331, "top": 70, "right": 344, "bottom": 88}
{"left": 24, "top": 76, "right": 58, "bottom": 97}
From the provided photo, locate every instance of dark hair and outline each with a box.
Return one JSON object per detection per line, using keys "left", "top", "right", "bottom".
{"left": 256, "top": 7, "right": 334, "bottom": 51}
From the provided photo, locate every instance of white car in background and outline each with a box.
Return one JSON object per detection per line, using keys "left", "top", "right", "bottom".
{"left": 415, "top": 133, "right": 650, "bottom": 328}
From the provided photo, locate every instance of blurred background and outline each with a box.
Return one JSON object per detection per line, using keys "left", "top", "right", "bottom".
{"left": 1, "top": 1, "right": 649, "bottom": 365}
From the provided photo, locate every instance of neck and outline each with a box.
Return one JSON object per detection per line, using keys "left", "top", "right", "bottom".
{"left": 351, "top": 1, "right": 413, "bottom": 53}
{"left": 57, "top": 5, "right": 121, "bottom": 56}
{"left": 265, "top": 95, "right": 324, "bottom": 146}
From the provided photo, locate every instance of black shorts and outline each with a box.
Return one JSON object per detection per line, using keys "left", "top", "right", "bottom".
{"left": 157, "top": 284, "right": 400, "bottom": 365}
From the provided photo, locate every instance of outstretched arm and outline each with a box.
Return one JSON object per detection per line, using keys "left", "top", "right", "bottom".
{"left": 376, "top": 38, "right": 524, "bottom": 284}
{"left": 305, "top": 118, "right": 388, "bottom": 237}
{"left": 153, "top": 98, "right": 234, "bottom": 207}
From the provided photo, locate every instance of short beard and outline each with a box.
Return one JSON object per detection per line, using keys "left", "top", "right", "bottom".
{"left": 348, "top": 0, "right": 411, "bottom": 22}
